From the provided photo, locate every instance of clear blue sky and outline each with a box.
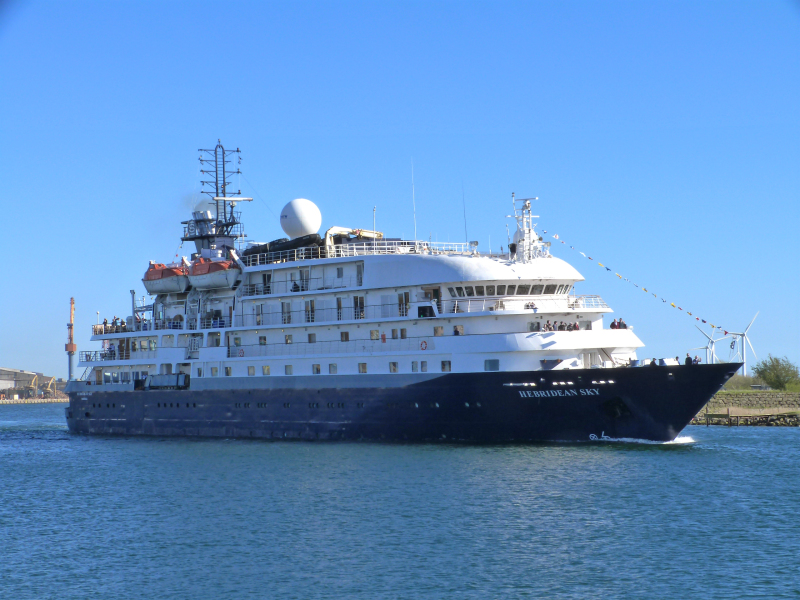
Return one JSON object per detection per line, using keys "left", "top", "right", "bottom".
{"left": 1, "top": 0, "right": 798, "bottom": 379}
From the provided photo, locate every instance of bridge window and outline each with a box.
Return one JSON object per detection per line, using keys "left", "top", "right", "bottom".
{"left": 448, "top": 287, "right": 457, "bottom": 298}
{"left": 455, "top": 287, "right": 465, "bottom": 297}
{"left": 507, "top": 285, "right": 516, "bottom": 295}
{"left": 531, "top": 285, "right": 544, "bottom": 295}
{"left": 464, "top": 286, "right": 475, "bottom": 297}
{"left": 516, "top": 285, "right": 530, "bottom": 295}
{"left": 496, "top": 285, "right": 506, "bottom": 295}
{"left": 486, "top": 285, "right": 496, "bottom": 295}
{"left": 544, "top": 284, "right": 557, "bottom": 294}
{"left": 475, "top": 286, "right": 485, "bottom": 296}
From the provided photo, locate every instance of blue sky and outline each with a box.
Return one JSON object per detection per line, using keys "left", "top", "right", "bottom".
{"left": 1, "top": 0, "right": 798, "bottom": 378}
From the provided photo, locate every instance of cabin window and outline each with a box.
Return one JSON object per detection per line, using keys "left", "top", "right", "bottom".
{"left": 398, "top": 292, "right": 410, "bottom": 317}
{"left": 412, "top": 361, "right": 419, "bottom": 373}
{"left": 336, "top": 297, "right": 343, "bottom": 321}
{"left": 464, "top": 286, "right": 475, "bottom": 297}
{"left": 305, "top": 299, "right": 315, "bottom": 323}
{"left": 441, "top": 361, "right": 451, "bottom": 372}
{"left": 329, "top": 364, "right": 337, "bottom": 374}
{"left": 448, "top": 287, "right": 457, "bottom": 298}
{"left": 544, "top": 284, "right": 557, "bottom": 294}
{"left": 455, "top": 287, "right": 465, "bottom": 297}
{"left": 224, "top": 367, "right": 232, "bottom": 377}
{"left": 234, "top": 337, "right": 241, "bottom": 347}
{"left": 211, "top": 367, "right": 218, "bottom": 377}
{"left": 354, "top": 296, "right": 365, "bottom": 319}
{"left": 370, "top": 330, "right": 380, "bottom": 340}
{"left": 434, "top": 326, "right": 444, "bottom": 337}
{"left": 285, "top": 334, "right": 293, "bottom": 344}
{"left": 259, "top": 336, "right": 266, "bottom": 345}
{"left": 281, "top": 302, "right": 292, "bottom": 324}
{"left": 312, "top": 364, "right": 321, "bottom": 374}
{"left": 507, "top": 285, "right": 516, "bottom": 295}
{"left": 486, "top": 285, "right": 496, "bottom": 295}
{"left": 475, "top": 286, "right": 485, "bottom": 296}
{"left": 389, "top": 362, "right": 398, "bottom": 373}
{"left": 563, "top": 285, "right": 571, "bottom": 294}
{"left": 336, "top": 267, "right": 343, "bottom": 278}
{"left": 248, "top": 366, "right": 255, "bottom": 376}
{"left": 484, "top": 359, "right": 500, "bottom": 371}
{"left": 400, "top": 328, "right": 407, "bottom": 339}
{"left": 131, "top": 340, "right": 138, "bottom": 351}
{"left": 262, "top": 365, "right": 270, "bottom": 376}
{"left": 453, "top": 325, "right": 464, "bottom": 336}
{"left": 358, "top": 363, "right": 367, "bottom": 374}
{"left": 421, "top": 361, "right": 428, "bottom": 372}
{"left": 308, "top": 333, "right": 316, "bottom": 343}
{"left": 496, "top": 285, "right": 506, "bottom": 295}
{"left": 528, "top": 321, "right": 541, "bottom": 332}
{"left": 391, "top": 329, "right": 398, "bottom": 339}
{"left": 341, "top": 331, "right": 350, "bottom": 342}
{"left": 516, "top": 285, "right": 530, "bottom": 295}
{"left": 197, "top": 368, "right": 203, "bottom": 377}
{"left": 285, "top": 365, "right": 293, "bottom": 375}
{"left": 531, "top": 285, "right": 544, "bottom": 295}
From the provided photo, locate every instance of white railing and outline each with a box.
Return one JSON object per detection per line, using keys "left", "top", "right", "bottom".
{"left": 440, "top": 295, "right": 608, "bottom": 314}
{"left": 241, "top": 240, "right": 471, "bottom": 267}
{"left": 234, "top": 301, "right": 412, "bottom": 328}
{"left": 227, "top": 336, "right": 436, "bottom": 359}
{"left": 240, "top": 275, "right": 361, "bottom": 297}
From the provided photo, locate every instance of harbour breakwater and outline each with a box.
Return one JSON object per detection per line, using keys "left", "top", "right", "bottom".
{"left": 693, "top": 392, "right": 800, "bottom": 427}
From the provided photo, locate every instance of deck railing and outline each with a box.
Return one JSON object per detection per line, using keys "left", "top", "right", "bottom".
{"left": 239, "top": 275, "right": 361, "bottom": 297}
{"left": 241, "top": 240, "right": 471, "bottom": 267}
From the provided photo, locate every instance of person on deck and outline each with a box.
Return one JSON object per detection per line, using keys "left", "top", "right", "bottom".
{"left": 685, "top": 354, "right": 693, "bottom": 366}
{"left": 610, "top": 319, "right": 618, "bottom": 329}
{"left": 618, "top": 319, "right": 627, "bottom": 329}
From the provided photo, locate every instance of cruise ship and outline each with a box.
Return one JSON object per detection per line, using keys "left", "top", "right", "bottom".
{"left": 65, "top": 143, "right": 738, "bottom": 442}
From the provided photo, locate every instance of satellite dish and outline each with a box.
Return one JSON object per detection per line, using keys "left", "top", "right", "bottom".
{"left": 280, "top": 198, "right": 322, "bottom": 239}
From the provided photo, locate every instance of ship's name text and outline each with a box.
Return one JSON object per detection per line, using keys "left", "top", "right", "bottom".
{"left": 518, "top": 388, "right": 600, "bottom": 398}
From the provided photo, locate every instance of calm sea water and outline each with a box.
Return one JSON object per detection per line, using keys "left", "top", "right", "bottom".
{"left": 1, "top": 403, "right": 798, "bottom": 600}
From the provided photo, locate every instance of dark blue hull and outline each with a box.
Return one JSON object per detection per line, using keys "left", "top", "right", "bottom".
{"left": 65, "top": 363, "right": 738, "bottom": 442}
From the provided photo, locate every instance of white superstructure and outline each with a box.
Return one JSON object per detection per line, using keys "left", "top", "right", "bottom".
{"left": 79, "top": 193, "right": 644, "bottom": 386}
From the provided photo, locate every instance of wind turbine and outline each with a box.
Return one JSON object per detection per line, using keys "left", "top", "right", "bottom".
{"left": 694, "top": 325, "right": 729, "bottom": 364}
{"left": 726, "top": 312, "right": 759, "bottom": 376}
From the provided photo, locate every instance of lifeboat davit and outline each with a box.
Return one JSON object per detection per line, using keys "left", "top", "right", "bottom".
{"left": 142, "top": 260, "right": 190, "bottom": 294}
{"left": 188, "top": 257, "right": 241, "bottom": 289}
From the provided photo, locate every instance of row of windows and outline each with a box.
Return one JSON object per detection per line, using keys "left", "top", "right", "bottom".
{"left": 198, "top": 359, "right": 500, "bottom": 377}
{"left": 447, "top": 283, "right": 571, "bottom": 298}
{"left": 239, "top": 328, "right": 409, "bottom": 347}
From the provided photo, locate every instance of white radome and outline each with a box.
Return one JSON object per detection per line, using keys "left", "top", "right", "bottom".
{"left": 280, "top": 198, "right": 322, "bottom": 239}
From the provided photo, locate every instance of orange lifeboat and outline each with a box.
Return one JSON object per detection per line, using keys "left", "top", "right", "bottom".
{"left": 188, "top": 257, "right": 241, "bottom": 289}
{"left": 142, "top": 260, "right": 190, "bottom": 294}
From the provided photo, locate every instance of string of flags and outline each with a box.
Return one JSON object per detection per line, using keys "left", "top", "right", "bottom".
{"left": 543, "top": 230, "right": 733, "bottom": 335}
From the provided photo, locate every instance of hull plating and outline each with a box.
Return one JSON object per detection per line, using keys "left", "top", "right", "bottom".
{"left": 65, "top": 363, "right": 738, "bottom": 443}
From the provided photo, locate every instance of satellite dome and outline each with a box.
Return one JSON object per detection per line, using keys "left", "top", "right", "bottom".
{"left": 280, "top": 198, "right": 322, "bottom": 239}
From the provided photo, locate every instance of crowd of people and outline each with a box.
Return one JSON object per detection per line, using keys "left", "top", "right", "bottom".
{"left": 543, "top": 320, "right": 581, "bottom": 332}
